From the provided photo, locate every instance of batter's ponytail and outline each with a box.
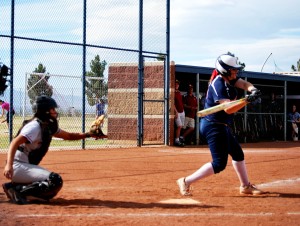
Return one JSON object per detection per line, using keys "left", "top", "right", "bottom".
{"left": 209, "top": 69, "right": 219, "bottom": 84}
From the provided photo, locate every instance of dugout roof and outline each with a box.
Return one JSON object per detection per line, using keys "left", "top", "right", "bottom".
{"left": 175, "top": 64, "right": 300, "bottom": 83}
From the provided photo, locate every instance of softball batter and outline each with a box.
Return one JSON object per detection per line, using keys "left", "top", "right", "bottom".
{"left": 177, "top": 53, "right": 266, "bottom": 196}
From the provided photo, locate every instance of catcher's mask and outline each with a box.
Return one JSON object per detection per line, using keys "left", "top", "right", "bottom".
{"left": 215, "top": 54, "right": 243, "bottom": 77}
{"left": 33, "top": 95, "right": 58, "bottom": 121}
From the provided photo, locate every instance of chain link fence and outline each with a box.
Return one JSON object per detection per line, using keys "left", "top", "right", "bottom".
{"left": 0, "top": 0, "right": 169, "bottom": 152}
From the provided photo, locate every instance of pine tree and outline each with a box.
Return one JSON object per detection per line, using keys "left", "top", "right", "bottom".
{"left": 85, "top": 55, "right": 107, "bottom": 106}
{"left": 291, "top": 58, "right": 300, "bottom": 71}
{"left": 27, "top": 63, "right": 53, "bottom": 108}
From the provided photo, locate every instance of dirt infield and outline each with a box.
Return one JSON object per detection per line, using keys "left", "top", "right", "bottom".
{"left": 0, "top": 141, "right": 299, "bottom": 226}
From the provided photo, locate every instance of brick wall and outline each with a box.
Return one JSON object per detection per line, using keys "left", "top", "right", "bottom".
{"left": 107, "top": 61, "right": 175, "bottom": 145}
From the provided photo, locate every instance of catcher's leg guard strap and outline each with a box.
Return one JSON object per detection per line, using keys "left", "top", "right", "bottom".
{"left": 19, "top": 172, "right": 63, "bottom": 200}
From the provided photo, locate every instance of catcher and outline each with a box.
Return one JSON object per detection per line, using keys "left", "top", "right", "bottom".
{"left": 2, "top": 95, "right": 107, "bottom": 204}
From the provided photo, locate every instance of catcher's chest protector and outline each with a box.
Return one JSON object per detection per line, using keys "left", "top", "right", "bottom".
{"left": 19, "top": 119, "right": 55, "bottom": 165}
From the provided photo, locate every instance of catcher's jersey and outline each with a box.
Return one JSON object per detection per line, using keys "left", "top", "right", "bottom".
{"left": 204, "top": 75, "right": 239, "bottom": 124}
{"left": 14, "top": 119, "right": 60, "bottom": 163}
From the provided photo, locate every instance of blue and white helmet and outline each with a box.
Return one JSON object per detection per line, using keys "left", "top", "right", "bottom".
{"left": 215, "top": 54, "right": 242, "bottom": 76}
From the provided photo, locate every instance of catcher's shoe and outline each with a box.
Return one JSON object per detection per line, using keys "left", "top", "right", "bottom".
{"left": 240, "top": 183, "right": 266, "bottom": 195}
{"left": 177, "top": 177, "right": 192, "bottom": 196}
{"left": 2, "top": 183, "right": 27, "bottom": 204}
{"left": 2, "top": 182, "right": 13, "bottom": 200}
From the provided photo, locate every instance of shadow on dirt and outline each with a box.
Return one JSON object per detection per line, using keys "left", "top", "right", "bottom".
{"left": 29, "top": 198, "right": 222, "bottom": 209}
{"left": 232, "top": 192, "right": 300, "bottom": 199}
{"left": 272, "top": 192, "right": 300, "bottom": 198}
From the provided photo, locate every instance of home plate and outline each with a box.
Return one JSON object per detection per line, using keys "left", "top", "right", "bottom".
{"left": 159, "top": 198, "right": 201, "bottom": 205}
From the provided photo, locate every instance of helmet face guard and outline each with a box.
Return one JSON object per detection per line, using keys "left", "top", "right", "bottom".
{"left": 215, "top": 54, "right": 242, "bottom": 76}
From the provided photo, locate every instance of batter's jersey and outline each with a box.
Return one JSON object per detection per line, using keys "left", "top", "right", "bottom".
{"left": 204, "top": 75, "right": 239, "bottom": 124}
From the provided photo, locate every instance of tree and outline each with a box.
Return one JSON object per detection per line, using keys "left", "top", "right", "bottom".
{"left": 156, "top": 53, "right": 165, "bottom": 61}
{"left": 291, "top": 58, "right": 300, "bottom": 71}
{"left": 27, "top": 63, "right": 53, "bottom": 107}
{"left": 85, "top": 55, "right": 107, "bottom": 106}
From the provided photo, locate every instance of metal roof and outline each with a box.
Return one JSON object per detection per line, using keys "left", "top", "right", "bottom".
{"left": 175, "top": 64, "right": 300, "bottom": 82}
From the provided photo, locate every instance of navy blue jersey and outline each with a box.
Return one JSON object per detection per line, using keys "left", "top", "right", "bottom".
{"left": 204, "top": 75, "right": 239, "bottom": 124}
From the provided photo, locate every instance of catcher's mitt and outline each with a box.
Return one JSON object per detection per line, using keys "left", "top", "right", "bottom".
{"left": 89, "top": 115, "right": 108, "bottom": 139}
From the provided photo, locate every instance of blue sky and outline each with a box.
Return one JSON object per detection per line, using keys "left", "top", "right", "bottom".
{"left": 1, "top": 0, "right": 300, "bottom": 83}
{"left": 171, "top": 0, "right": 300, "bottom": 73}
{"left": 1, "top": 0, "right": 299, "bottom": 113}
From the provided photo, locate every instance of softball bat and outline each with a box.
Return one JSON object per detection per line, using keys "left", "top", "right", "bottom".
{"left": 197, "top": 98, "right": 246, "bottom": 117}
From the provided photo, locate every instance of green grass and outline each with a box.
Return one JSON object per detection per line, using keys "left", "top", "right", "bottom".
{"left": 0, "top": 115, "right": 108, "bottom": 150}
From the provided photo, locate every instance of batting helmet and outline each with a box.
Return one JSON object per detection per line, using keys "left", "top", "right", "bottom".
{"left": 215, "top": 54, "right": 242, "bottom": 77}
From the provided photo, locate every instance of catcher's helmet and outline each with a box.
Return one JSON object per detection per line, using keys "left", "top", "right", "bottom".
{"left": 33, "top": 95, "right": 58, "bottom": 114}
{"left": 215, "top": 54, "right": 242, "bottom": 77}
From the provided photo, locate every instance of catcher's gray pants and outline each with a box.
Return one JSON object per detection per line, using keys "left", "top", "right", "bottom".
{"left": 12, "top": 160, "right": 51, "bottom": 184}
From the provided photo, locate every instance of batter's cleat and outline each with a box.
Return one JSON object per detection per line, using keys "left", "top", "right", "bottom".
{"left": 177, "top": 177, "right": 192, "bottom": 196}
{"left": 2, "top": 183, "right": 27, "bottom": 204}
{"left": 240, "top": 183, "right": 266, "bottom": 195}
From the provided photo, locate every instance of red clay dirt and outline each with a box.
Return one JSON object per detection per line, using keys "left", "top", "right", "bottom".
{"left": 0, "top": 141, "right": 299, "bottom": 226}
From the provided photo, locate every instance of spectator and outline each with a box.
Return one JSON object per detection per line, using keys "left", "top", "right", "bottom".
{"left": 96, "top": 98, "right": 105, "bottom": 119}
{"left": 174, "top": 79, "right": 185, "bottom": 147}
{"left": 181, "top": 84, "right": 198, "bottom": 144}
{"left": 288, "top": 104, "right": 300, "bottom": 141}
{"left": 0, "top": 99, "right": 15, "bottom": 132}
{"left": 95, "top": 98, "right": 106, "bottom": 128}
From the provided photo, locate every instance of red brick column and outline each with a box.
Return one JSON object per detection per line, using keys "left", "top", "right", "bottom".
{"left": 107, "top": 62, "right": 176, "bottom": 146}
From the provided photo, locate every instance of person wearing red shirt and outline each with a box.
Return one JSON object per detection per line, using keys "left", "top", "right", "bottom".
{"left": 181, "top": 84, "right": 198, "bottom": 144}
{"left": 174, "top": 80, "right": 185, "bottom": 146}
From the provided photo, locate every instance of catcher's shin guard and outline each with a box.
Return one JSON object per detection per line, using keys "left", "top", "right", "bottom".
{"left": 19, "top": 172, "right": 63, "bottom": 200}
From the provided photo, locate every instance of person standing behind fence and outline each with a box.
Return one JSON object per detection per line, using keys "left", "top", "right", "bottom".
{"left": 181, "top": 84, "right": 198, "bottom": 144}
{"left": 288, "top": 104, "right": 300, "bottom": 141}
{"left": 0, "top": 99, "right": 15, "bottom": 132}
{"left": 95, "top": 98, "right": 106, "bottom": 128}
{"left": 96, "top": 98, "right": 105, "bottom": 119}
{"left": 176, "top": 53, "right": 266, "bottom": 196}
{"left": 2, "top": 95, "right": 100, "bottom": 204}
{"left": 174, "top": 79, "right": 185, "bottom": 147}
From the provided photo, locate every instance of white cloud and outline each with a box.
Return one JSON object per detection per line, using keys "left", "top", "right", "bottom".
{"left": 170, "top": 0, "right": 300, "bottom": 73}
{"left": 1, "top": 0, "right": 300, "bottom": 82}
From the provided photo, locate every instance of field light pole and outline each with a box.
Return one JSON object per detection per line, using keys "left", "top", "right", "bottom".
{"left": 261, "top": 53, "right": 272, "bottom": 72}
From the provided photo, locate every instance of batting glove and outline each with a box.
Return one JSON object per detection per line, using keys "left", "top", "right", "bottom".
{"left": 246, "top": 88, "right": 261, "bottom": 103}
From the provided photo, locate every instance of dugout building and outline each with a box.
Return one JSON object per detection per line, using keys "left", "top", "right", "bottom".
{"left": 106, "top": 62, "right": 300, "bottom": 146}
{"left": 175, "top": 65, "right": 300, "bottom": 144}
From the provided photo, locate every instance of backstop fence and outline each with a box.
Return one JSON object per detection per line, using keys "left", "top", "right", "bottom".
{"left": 0, "top": 0, "right": 170, "bottom": 152}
